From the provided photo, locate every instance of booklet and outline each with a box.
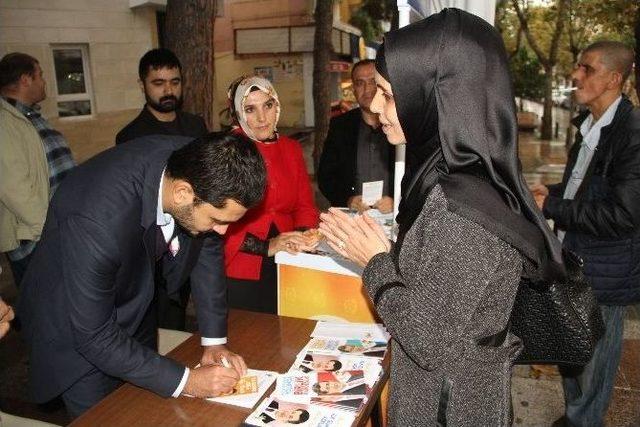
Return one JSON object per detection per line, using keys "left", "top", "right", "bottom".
{"left": 243, "top": 396, "right": 356, "bottom": 426}
{"left": 289, "top": 352, "right": 383, "bottom": 385}
{"left": 310, "top": 321, "right": 390, "bottom": 343}
{"left": 188, "top": 367, "right": 277, "bottom": 409}
{"left": 274, "top": 371, "right": 370, "bottom": 413}
{"left": 304, "top": 337, "right": 387, "bottom": 359}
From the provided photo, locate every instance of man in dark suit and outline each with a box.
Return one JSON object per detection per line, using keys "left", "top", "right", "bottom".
{"left": 116, "top": 48, "right": 209, "bottom": 332}
{"left": 318, "top": 60, "right": 394, "bottom": 212}
{"left": 115, "top": 48, "right": 207, "bottom": 145}
{"left": 18, "top": 132, "right": 267, "bottom": 418}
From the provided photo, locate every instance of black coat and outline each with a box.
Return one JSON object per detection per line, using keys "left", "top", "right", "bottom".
{"left": 115, "top": 107, "right": 208, "bottom": 144}
{"left": 19, "top": 136, "right": 227, "bottom": 402}
{"left": 317, "top": 108, "right": 394, "bottom": 206}
{"left": 543, "top": 96, "right": 640, "bottom": 304}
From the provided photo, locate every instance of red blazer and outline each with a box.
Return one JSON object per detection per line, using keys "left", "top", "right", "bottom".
{"left": 224, "top": 132, "right": 319, "bottom": 280}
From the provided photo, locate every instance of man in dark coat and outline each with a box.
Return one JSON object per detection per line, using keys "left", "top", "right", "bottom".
{"left": 318, "top": 60, "right": 394, "bottom": 212}
{"left": 18, "top": 132, "right": 266, "bottom": 418}
{"left": 532, "top": 41, "right": 640, "bottom": 427}
{"left": 116, "top": 48, "right": 208, "bottom": 331}
{"left": 115, "top": 48, "right": 207, "bottom": 144}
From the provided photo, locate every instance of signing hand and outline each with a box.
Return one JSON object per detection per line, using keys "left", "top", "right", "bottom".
{"left": 373, "top": 196, "right": 393, "bottom": 214}
{"left": 268, "top": 231, "right": 316, "bottom": 256}
{"left": 0, "top": 298, "right": 14, "bottom": 340}
{"left": 183, "top": 363, "right": 240, "bottom": 398}
{"left": 319, "top": 208, "right": 391, "bottom": 267}
{"left": 200, "top": 345, "right": 247, "bottom": 377}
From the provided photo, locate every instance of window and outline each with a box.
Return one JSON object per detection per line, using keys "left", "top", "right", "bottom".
{"left": 51, "top": 45, "right": 94, "bottom": 118}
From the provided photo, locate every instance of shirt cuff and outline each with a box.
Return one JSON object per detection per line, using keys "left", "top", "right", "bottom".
{"left": 172, "top": 367, "right": 190, "bottom": 398}
{"left": 201, "top": 336, "right": 228, "bottom": 346}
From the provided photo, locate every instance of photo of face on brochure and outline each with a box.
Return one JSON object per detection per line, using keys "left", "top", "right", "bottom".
{"left": 306, "top": 337, "right": 387, "bottom": 359}
{"left": 244, "top": 397, "right": 355, "bottom": 426}
{"left": 291, "top": 353, "right": 382, "bottom": 386}
{"left": 275, "top": 371, "right": 370, "bottom": 414}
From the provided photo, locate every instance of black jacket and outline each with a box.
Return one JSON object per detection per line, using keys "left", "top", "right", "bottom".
{"left": 543, "top": 96, "right": 640, "bottom": 304}
{"left": 317, "top": 108, "right": 395, "bottom": 206}
{"left": 115, "top": 107, "right": 208, "bottom": 144}
{"left": 19, "top": 136, "right": 227, "bottom": 402}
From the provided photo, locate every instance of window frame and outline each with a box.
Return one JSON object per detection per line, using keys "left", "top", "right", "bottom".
{"left": 50, "top": 44, "right": 95, "bottom": 120}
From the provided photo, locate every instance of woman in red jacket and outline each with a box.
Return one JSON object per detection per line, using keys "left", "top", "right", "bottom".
{"left": 224, "top": 75, "right": 320, "bottom": 313}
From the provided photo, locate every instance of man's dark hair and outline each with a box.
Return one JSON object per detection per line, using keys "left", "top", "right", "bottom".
{"left": 583, "top": 41, "right": 635, "bottom": 83}
{"left": 351, "top": 59, "right": 375, "bottom": 80}
{"left": 289, "top": 409, "right": 310, "bottom": 424}
{"left": 327, "top": 360, "right": 342, "bottom": 371}
{"left": 166, "top": 132, "right": 266, "bottom": 209}
{"left": 138, "top": 48, "right": 182, "bottom": 80}
{"left": 0, "top": 52, "right": 39, "bottom": 90}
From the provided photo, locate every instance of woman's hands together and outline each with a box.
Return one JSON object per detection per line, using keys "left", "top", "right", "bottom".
{"left": 268, "top": 231, "right": 318, "bottom": 256}
{"left": 319, "top": 208, "right": 391, "bottom": 267}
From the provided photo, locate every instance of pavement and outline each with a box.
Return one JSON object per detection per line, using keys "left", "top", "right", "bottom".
{"left": 0, "top": 127, "right": 639, "bottom": 426}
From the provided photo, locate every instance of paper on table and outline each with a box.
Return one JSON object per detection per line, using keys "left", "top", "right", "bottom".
{"left": 189, "top": 367, "right": 278, "bottom": 408}
{"left": 311, "top": 321, "right": 390, "bottom": 343}
{"left": 361, "top": 180, "right": 383, "bottom": 206}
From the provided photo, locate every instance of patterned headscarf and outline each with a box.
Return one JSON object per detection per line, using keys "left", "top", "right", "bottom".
{"left": 227, "top": 75, "right": 281, "bottom": 142}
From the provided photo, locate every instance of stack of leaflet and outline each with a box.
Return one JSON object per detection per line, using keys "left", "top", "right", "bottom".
{"left": 243, "top": 321, "right": 390, "bottom": 427}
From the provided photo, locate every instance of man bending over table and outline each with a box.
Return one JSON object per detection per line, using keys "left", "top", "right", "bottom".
{"left": 18, "top": 132, "right": 266, "bottom": 418}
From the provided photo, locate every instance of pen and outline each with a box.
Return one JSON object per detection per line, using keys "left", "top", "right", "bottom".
{"left": 220, "top": 355, "right": 231, "bottom": 368}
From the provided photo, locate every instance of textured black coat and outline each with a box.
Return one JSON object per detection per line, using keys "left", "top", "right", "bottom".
{"left": 544, "top": 97, "right": 640, "bottom": 305}
{"left": 115, "top": 107, "right": 207, "bottom": 144}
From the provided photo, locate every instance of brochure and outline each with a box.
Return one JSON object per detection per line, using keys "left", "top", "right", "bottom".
{"left": 188, "top": 367, "right": 277, "bottom": 409}
{"left": 304, "top": 337, "right": 387, "bottom": 359}
{"left": 289, "top": 352, "right": 382, "bottom": 385}
{"left": 274, "top": 371, "right": 369, "bottom": 413}
{"left": 243, "top": 396, "right": 356, "bottom": 426}
{"left": 310, "top": 322, "right": 390, "bottom": 343}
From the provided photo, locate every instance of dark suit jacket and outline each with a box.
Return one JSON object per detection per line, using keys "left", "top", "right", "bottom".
{"left": 317, "top": 108, "right": 395, "bottom": 206}
{"left": 115, "top": 107, "right": 208, "bottom": 144}
{"left": 19, "top": 136, "right": 227, "bottom": 402}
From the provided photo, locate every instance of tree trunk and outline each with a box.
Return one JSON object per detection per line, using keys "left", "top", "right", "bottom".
{"left": 164, "top": 0, "right": 216, "bottom": 130}
{"left": 635, "top": 4, "right": 640, "bottom": 100}
{"left": 312, "top": 0, "right": 334, "bottom": 174}
{"left": 541, "top": 68, "right": 554, "bottom": 140}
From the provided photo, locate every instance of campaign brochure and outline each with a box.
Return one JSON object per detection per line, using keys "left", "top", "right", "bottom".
{"left": 310, "top": 322, "right": 390, "bottom": 343}
{"left": 243, "top": 396, "right": 356, "bottom": 427}
{"left": 274, "top": 371, "right": 370, "bottom": 413}
{"left": 304, "top": 337, "right": 387, "bottom": 359}
{"left": 289, "top": 352, "right": 382, "bottom": 385}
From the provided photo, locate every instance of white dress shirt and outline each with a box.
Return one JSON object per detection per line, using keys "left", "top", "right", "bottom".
{"left": 157, "top": 171, "right": 228, "bottom": 397}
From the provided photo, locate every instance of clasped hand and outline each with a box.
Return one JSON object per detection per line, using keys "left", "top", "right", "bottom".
{"left": 319, "top": 208, "right": 391, "bottom": 268}
{"left": 268, "top": 231, "right": 319, "bottom": 256}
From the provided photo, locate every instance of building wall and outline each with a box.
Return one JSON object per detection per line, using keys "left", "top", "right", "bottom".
{"left": 0, "top": 0, "right": 158, "bottom": 160}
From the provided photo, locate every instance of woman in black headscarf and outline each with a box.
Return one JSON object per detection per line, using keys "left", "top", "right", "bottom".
{"left": 319, "top": 8, "right": 565, "bottom": 426}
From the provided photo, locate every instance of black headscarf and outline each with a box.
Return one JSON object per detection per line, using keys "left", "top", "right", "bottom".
{"left": 377, "top": 8, "right": 564, "bottom": 281}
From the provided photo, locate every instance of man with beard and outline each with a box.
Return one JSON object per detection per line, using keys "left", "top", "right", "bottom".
{"left": 115, "top": 48, "right": 207, "bottom": 144}
{"left": 318, "top": 59, "right": 394, "bottom": 213}
{"left": 18, "top": 132, "right": 267, "bottom": 418}
{"left": 116, "top": 49, "right": 208, "bottom": 331}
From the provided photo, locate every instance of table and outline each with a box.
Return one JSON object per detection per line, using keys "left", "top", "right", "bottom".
{"left": 71, "top": 310, "right": 389, "bottom": 426}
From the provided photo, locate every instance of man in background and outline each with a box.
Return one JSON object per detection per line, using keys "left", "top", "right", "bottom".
{"left": 531, "top": 41, "right": 640, "bottom": 427}
{"left": 0, "top": 52, "right": 75, "bottom": 286}
{"left": 115, "top": 48, "right": 207, "bottom": 144}
{"left": 318, "top": 60, "right": 394, "bottom": 213}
